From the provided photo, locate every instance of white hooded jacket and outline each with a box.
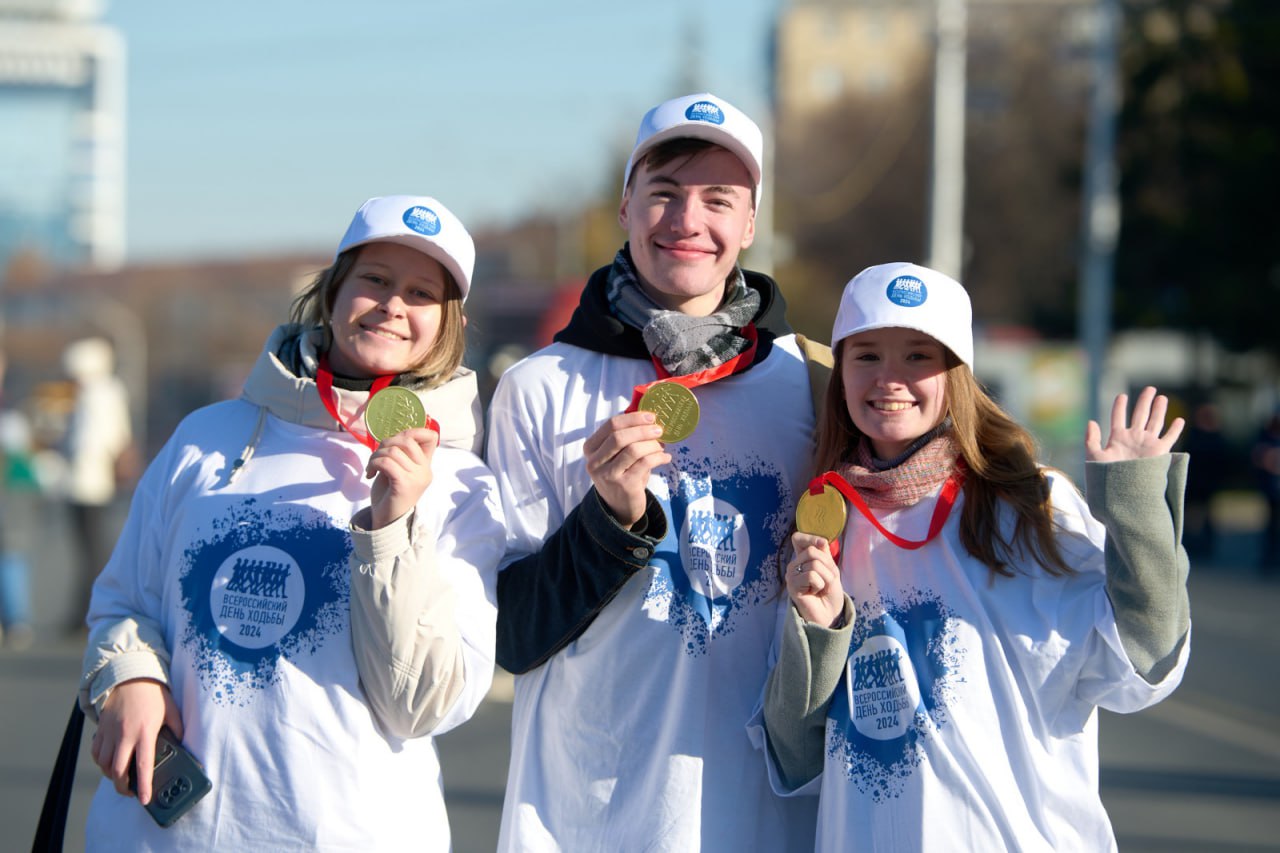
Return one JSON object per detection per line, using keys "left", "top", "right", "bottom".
{"left": 78, "top": 324, "right": 502, "bottom": 851}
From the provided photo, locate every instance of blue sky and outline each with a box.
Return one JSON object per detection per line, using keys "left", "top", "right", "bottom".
{"left": 102, "top": 0, "right": 781, "bottom": 263}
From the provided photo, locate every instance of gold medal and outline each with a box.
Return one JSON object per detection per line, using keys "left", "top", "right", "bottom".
{"left": 796, "top": 483, "right": 847, "bottom": 543}
{"left": 638, "top": 381, "right": 700, "bottom": 444}
{"left": 364, "top": 386, "right": 427, "bottom": 442}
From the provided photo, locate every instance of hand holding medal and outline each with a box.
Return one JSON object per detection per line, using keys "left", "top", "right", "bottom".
{"left": 365, "top": 386, "right": 439, "bottom": 441}
{"left": 587, "top": 324, "right": 756, "bottom": 527}
{"left": 363, "top": 387, "right": 442, "bottom": 530}
{"left": 788, "top": 480, "right": 848, "bottom": 627}
{"left": 786, "top": 477, "right": 850, "bottom": 627}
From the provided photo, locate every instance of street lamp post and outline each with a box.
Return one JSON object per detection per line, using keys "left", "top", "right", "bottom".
{"left": 1078, "top": 0, "right": 1121, "bottom": 423}
{"left": 927, "top": 0, "right": 967, "bottom": 281}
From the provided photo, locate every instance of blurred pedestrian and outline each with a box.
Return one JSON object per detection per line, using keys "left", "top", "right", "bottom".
{"left": 1182, "top": 401, "right": 1229, "bottom": 558}
{"left": 1251, "top": 408, "right": 1280, "bottom": 574}
{"left": 79, "top": 195, "right": 503, "bottom": 849}
{"left": 0, "top": 408, "right": 38, "bottom": 650}
{"left": 60, "top": 337, "right": 134, "bottom": 632}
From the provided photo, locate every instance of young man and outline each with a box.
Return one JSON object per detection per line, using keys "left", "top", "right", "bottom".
{"left": 487, "top": 93, "right": 821, "bottom": 851}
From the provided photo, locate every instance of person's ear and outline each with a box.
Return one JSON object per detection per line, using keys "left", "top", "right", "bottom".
{"left": 618, "top": 190, "right": 632, "bottom": 230}
{"left": 739, "top": 205, "right": 757, "bottom": 250}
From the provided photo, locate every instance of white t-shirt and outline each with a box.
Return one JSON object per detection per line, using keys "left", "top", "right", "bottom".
{"left": 83, "top": 396, "right": 501, "bottom": 851}
{"left": 757, "top": 471, "right": 1188, "bottom": 852}
{"left": 489, "top": 334, "right": 820, "bottom": 852}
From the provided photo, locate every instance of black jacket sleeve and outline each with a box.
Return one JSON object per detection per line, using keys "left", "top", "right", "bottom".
{"left": 495, "top": 486, "right": 667, "bottom": 674}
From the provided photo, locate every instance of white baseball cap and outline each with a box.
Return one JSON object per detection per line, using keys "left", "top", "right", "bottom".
{"left": 335, "top": 195, "right": 476, "bottom": 301}
{"left": 622, "top": 92, "right": 764, "bottom": 204}
{"left": 831, "top": 262, "right": 974, "bottom": 369}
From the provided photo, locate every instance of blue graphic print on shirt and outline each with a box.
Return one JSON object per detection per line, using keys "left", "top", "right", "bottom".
{"left": 826, "top": 589, "right": 965, "bottom": 801}
{"left": 643, "top": 448, "right": 790, "bottom": 655}
{"left": 178, "top": 498, "right": 351, "bottom": 705}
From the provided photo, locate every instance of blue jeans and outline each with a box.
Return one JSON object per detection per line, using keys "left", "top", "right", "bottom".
{"left": 0, "top": 552, "right": 31, "bottom": 627}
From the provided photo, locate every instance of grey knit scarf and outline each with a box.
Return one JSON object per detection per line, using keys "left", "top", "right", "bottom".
{"left": 605, "top": 247, "right": 760, "bottom": 376}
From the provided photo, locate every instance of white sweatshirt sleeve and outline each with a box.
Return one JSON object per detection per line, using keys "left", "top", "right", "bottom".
{"left": 348, "top": 450, "right": 503, "bottom": 739}
{"left": 78, "top": 438, "right": 187, "bottom": 720}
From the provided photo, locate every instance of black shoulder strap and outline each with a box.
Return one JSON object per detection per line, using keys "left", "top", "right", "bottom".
{"left": 32, "top": 699, "right": 85, "bottom": 853}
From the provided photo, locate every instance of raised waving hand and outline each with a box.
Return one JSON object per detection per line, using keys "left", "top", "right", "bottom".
{"left": 1086, "top": 385, "right": 1185, "bottom": 463}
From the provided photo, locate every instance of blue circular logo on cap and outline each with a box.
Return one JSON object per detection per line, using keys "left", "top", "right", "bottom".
{"left": 402, "top": 205, "right": 441, "bottom": 236}
{"left": 886, "top": 275, "right": 927, "bottom": 307}
{"left": 685, "top": 101, "right": 725, "bottom": 125}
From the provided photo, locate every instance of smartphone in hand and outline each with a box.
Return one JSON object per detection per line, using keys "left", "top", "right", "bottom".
{"left": 127, "top": 726, "right": 212, "bottom": 827}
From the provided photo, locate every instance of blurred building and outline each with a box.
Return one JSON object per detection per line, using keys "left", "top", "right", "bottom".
{"left": 770, "top": 0, "right": 1100, "bottom": 343}
{"left": 775, "top": 0, "right": 933, "bottom": 116}
{"left": 0, "top": 0, "right": 124, "bottom": 276}
{"left": 774, "top": 0, "right": 1095, "bottom": 122}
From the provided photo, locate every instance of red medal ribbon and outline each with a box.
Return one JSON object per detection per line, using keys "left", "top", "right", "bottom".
{"left": 316, "top": 355, "right": 394, "bottom": 451}
{"left": 624, "top": 324, "right": 760, "bottom": 413}
{"left": 807, "top": 461, "right": 966, "bottom": 558}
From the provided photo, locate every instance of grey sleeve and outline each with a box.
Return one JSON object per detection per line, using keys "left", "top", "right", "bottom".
{"left": 762, "top": 597, "right": 855, "bottom": 790}
{"left": 1085, "top": 452, "right": 1191, "bottom": 684}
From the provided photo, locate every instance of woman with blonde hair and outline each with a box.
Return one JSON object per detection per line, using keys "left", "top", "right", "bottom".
{"left": 80, "top": 195, "right": 502, "bottom": 851}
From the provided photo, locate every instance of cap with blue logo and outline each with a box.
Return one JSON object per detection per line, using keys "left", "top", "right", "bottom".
{"left": 335, "top": 195, "right": 476, "bottom": 301}
{"left": 623, "top": 92, "right": 764, "bottom": 204}
{"left": 831, "top": 262, "right": 974, "bottom": 368}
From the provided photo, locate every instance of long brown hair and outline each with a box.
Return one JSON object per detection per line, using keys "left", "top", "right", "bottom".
{"left": 289, "top": 245, "right": 467, "bottom": 389}
{"left": 814, "top": 340, "right": 1073, "bottom": 578}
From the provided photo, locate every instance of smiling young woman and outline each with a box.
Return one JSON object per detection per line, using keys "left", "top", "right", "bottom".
{"left": 761, "top": 261, "right": 1192, "bottom": 853}
{"left": 323, "top": 242, "right": 450, "bottom": 379}
{"left": 292, "top": 205, "right": 468, "bottom": 390}
{"left": 78, "top": 195, "right": 502, "bottom": 852}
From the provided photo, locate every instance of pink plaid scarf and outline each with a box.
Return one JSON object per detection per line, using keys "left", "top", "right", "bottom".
{"left": 838, "top": 432, "right": 961, "bottom": 509}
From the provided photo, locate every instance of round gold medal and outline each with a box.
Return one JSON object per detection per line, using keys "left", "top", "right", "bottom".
{"left": 795, "top": 483, "right": 848, "bottom": 543}
{"left": 365, "top": 386, "right": 428, "bottom": 442}
{"left": 638, "top": 381, "right": 700, "bottom": 444}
